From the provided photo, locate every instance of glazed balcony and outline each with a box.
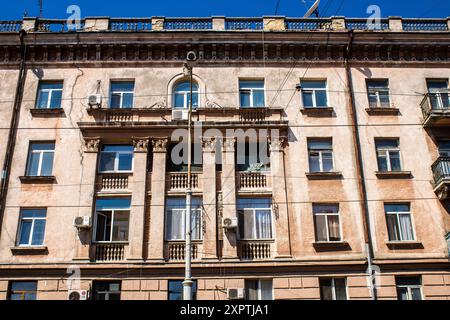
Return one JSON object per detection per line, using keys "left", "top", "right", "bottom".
{"left": 432, "top": 157, "right": 450, "bottom": 200}
{"left": 237, "top": 240, "right": 274, "bottom": 260}
{"left": 164, "top": 241, "right": 202, "bottom": 262}
{"left": 420, "top": 91, "right": 450, "bottom": 127}
{"left": 237, "top": 172, "right": 271, "bottom": 192}
{"left": 90, "top": 243, "right": 127, "bottom": 262}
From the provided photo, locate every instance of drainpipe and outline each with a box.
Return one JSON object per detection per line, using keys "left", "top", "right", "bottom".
{"left": 0, "top": 29, "right": 28, "bottom": 238}
{"left": 344, "top": 30, "right": 378, "bottom": 300}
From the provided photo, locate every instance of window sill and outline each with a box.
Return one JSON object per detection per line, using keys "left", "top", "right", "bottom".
{"left": 306, "top": 172, "right": 343, "bottom": 180}
{"left": 313, "top": 241, "right": 350, "bottom": 251}
{"left": 30, "top": 108, "right": 65, "bottom": 117}
{"left": 300, "top": 107, "right": 334, "bottom": 116}
{"left": 19, "top": 176, "right": 57, "bottom": 184}
{"left": 365, "top": 107, "right": 400, "bottom": 116}
{"left": 11, "top": 246, "right": 49, "bottom": 255}
{"left": 375, "top": 171, "right": 412, "bottom": 179}
{"left": 386, "top": 241, "right": 423, "bottom": 250}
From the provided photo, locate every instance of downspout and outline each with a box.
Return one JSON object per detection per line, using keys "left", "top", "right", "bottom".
{"left": 0, "top": 29, "right": 28, "bottom": 238}
{"left": 344, "top": 30, "right": 378, "bottom": 300}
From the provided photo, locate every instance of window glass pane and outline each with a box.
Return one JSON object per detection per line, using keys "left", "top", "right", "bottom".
{"left": 10, "top": 282, "right": 37, "bottom": 301}
{"left": 191, "top": 92, "right": 199, "bottom": 108}
{"left": 334, "top": 278, "right": 347, "bottom": 300}
{"left": 389, "top": 151, "right": 402, "bottom": 171}
{"left": 322, "top": 152, "right": 334, "bottom": 172}
{"left": 379, "top": 92, "right": 390, "bottom": 106}
{"left": 328, "top": 215, "right": 341, "bottom": 241}
{"left": 122, "top": 92, "right": 134, "bottom": 108}
{"left": 237, "top": 197, "right": 272, "bottom": 209}
{"left": 313, "top": 205, "right": 338, "bottom": 214}
{"left": 255, "top": 210, "right": 272, "bottom": 239}
{"left": 302, "top": 91, "right": 314, "bottom": 107}
{"left": 245, "top": 280, "right": 258, "bottom": 300}
{"left": 386, "top": 214, "right": 400, "bottom": 241}
{"left": 308, "top": 153, "right": 321, "bottom": 172}
{"left": 166, "top": 209, "right": 184, "bottom": 240}
{"left": 377, "top": 154, "right": 388, "bottom": 172}
{"left": 368, "top": 93, "right": 378, "bottom": 107}
{"left": 110, "top": 93, "right": 121, "bottom": 108}
{"left": 40, "top": 82, "right": 63, "bottom": 90}
{"left": 111, "top": 82, "right": 135, "bottom": 92}
{"left": 118, "top": 153, "right": 133, "bottom": 171}
{"left": 411, "top": 288, "right": 422, "bottom": 300}
{"left": 239, "top": 81, "right": 264, "bottom": 89}
{"left": 95, "top": 211, "right": 111, "bottom": 242}
{"left": 27, "top": 153, "right": 40, "bottom": 176}
{"left": 301, "top": 80, "right": 326, "bottom": 89}
{"left": 95, "top": 198, "right": 131, "bottom": 211}
{"left": 37, "top": 91, "right": 49, "bottom": 109}
{"left": 112, "top": 211, "right": 129, "bottom": 242}
{"left": 315, "top": 90, "right": 328, "bottom": 107}
{"left": 427, "top": 80, "right": 448, "bottom": 92}
{"left": 260, "top": 280, "right": 273, "bottom": 300}
{"left": 399, "top": 214, "right": 414, "bottom": 241}
{"left": 18, "top": 220, "right": 32, "bottom": 245}
{"left": 308, "top": 140, "right": 332, "bottom": 150}
{"left": 41, "top": 152, "right": 54, "bottom": 176}
{"left": 191, "top": 209, "right": 202, "bottom": 240}
{"left": 319, "top": 279, "right": 333, "bottom": 300}
{"left": 253, "top": 90, "right": 265, "bottom": 107}
{"left": 240, "top": 91, "right": 251, "bottom": 107}
{"left": 314, "top": 215, "right": 328, "bottom": 242}
{"left": 396, "top": 277, "right": 421, "bottom": 286}
{"left": 99, "top": 152, "right": 116, "bottom": 172}
{"left": 31, "top": 219, "right": 46, "bottom": 246}
{"left": 174, "top": 93, "right": 185, "bottom": 108}
{"left": 49, "top": 90, "right": 62, "bottom": 109}
{"left": 376, "top": 140, "right": 399, "bottom": 149}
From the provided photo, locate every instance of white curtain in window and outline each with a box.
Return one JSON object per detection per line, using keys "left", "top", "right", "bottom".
{"left": 255, "top": 210, "right": 272, "bottom": 239}
{"left": 167, "top": 209, "right": 184, "bottom": 240}
{"left": 399, "top": 214, "right": 414, "bottom": 240}
{"left": 260, "top": 280, "right": 273, "bottom": 300}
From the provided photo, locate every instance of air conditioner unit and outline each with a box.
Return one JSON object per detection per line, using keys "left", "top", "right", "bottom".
{"left": 88, "top": 94, "right": 102, "bottom": 108}
{"left": 68, "top": 290, "right": 89, "bottom": 300}
{"left": 227, "top": 288, "right": 245, "bottom": 300}
{"left": 74, "top": 216, "right": 92, "bottom": 229}
{"left": 172, "top": 109, "right": 189, "bottom": 121}
{"left": 222, "top": 217, "right": 238, "bottom": 229}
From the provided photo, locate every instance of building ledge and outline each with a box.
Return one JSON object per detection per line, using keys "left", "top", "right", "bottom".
{"left": 10, "top": 246, "right": 49, "bottom": 255}
{"left": 365, "top": 107, "right": 400, "bottom": 115}
{"left": 30, "top": 108, "right": 65, "bottom": 117}
{"left": 306, "top": 172, "right": 343, "bottom": 180}
{"left": 313, "top": 241, "right": 350, "bottom": 252}
{"left": 386, "top": 241, "right": 424, "bottom": 250}
{"left": 19, "top": 176, "right": 57, "bottom": 184}
{"left": 300, "top": 107, "right": 334, "bottom": 117}
{"left": 375, "top": 171, "right": 412, "bottom": 179}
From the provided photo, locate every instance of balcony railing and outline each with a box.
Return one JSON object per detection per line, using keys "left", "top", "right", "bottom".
{"left": 165, "top": 241, "right": 199, "bottom": 261}
{"left": 238, "top": 240, "right": 273, "bottom": 260}
{"left": 0, "top": 21, "right": 21, "bottom": 32}
{"left": 168, "top": 172, "right": 200, "bottom": 190}
{"left": 239, "top": 108, "right": 268, "bottom": 122}
{"left": 237, "top": 172, "right": 271, "bottom": 190}
{"left": 346, "top": 19, "right": 389, "bottom": 30}
{"left": 36, "top": 19, "right": 85, "bottom": 32}
{"left": 225, "top": 18, "right": 263, "bottom": 30}
{"left": 420, "top": 91, "right": 450, "bottom": 126}
{"left": 432, "top": 157, "right": 450, "bottom": 186}
{"left": 92, "top": 243, "right": 126, "bottom": 262}
{"left": 285, "top": 18, "right": 331, "bottom": 30}
{"left": 164, "top": 18, "right": 212, "bottom": 30}
{"left": 110, "top": 18, "right": 152, "bottom": 31}
{"left": 96, "top": 173, "right": 130, "bottom": 192}
{"left": 403, "top": 19, "right": 449, "bottom": 31}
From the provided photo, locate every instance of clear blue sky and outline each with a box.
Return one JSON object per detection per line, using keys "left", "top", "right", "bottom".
{"left": 0, "top": 0, "right": 449, "bottom": 20}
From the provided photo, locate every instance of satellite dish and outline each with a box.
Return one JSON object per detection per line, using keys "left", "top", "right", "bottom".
{"left": 303, "top": 0, "right": 320, "bottom": 18}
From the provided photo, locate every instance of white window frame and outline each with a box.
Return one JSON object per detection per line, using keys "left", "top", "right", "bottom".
{"left": 26, "top": 143, "right": 55, "bottom": 177}
{"left": 397, "top": 282, "right": 423, "bottom": 300}
{"left": 36, "top": 82, "right": 63, "bottom": 109}
{"left": 98, "top": 148, "right": 134, "bottom": 173}
{"left": 438, "top": 140, "right": 450, "bottom": 157}
{"left": 324, "top": 278, "right": 348, "bottom": 301}
{"left": 385, "top": 205, "right": 416, "bottom": 242}
{"left": 245, "top": 279, "right": 273, "bottom": 301}
{"left": 301, "top": 80, "right": 328, "bottom": 108}
{"left": 16, "top": 210, "right": 46, "bottom": 247}
{"left": 376, "top": 140, "right": 402, "bottom": 172}
{"left": 308, "top": 140, "right": 334, "bottom": 173}
{"left": 427, "top": 79, "right": 449, "bottom": 110}
{"left": 367, "top": 79, "right": 391, "bottom": 108}
{"left": 239, "top": 80, "right": 266, "bottom": 108}
{"left": 313, "top": 205, "right": 342, "bottom": 243}
{"left": 94, "top": 208, "right": 130, "bottom": 244}
{"left": 238, "top": 207, "right": 274, "bottom": 241}
{"left": 110, "top": 81, "right": 135, "bottom": 109}
{"left": 165, "top": 207, "right": 203, "bottom": 241}
{"left": 173, "top": 81, "right": 199, "bottom": 109}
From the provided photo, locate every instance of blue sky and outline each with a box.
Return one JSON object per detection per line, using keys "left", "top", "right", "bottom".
{"left": 0, "top": 0, "right": 449, "bottom": 20}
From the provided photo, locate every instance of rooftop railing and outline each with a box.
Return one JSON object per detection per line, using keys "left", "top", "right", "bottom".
{"left": 164, "top": 18, "right": 212, "bottom": 30}
{"left": 36, "top": 18, "right": 85, "bottom": 32}
{"left": 225, "top": 18, "right": 263, "bottom": 30}
{"left": 346, "top": 18, "right": 389, "bottom": 30}
{"left": 110, "top": 18, "right": 152, "bottom": 31}
{"left": 285, "top": 18, "right": 331, "bottom": 30}
{"left": 402, "top": 19, "right": 449, "bottom": 31}
{"left": 0, "top": 20, "right": 21, "bottom": 32}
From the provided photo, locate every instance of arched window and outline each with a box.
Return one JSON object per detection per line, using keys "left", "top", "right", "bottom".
{"left": 173, "top": 81, "right": 199, "bottom": 109}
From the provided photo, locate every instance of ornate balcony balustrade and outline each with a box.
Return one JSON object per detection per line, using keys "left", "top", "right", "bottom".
{"left": 167, "top": 172, "right": 201, "bottom": 191}
{"left": 225, "top": 18, "right": 263, "bottom": 30}
{"left": 0, "top": 21, "right": 21, "bottom": 32}
{"left": 36, "top": 19, "right": 85, "bottom": 32}
{"left": 110, "top": 18, "right": 152, "bottom": 31}
{"left": 402, "top": 19, "right": 449, "bottom": 31}
{"left": 237, "top": 172, "right": 271, "bottom": 191}
{"left": 96, "top": 173, "right": 130, "bottom": 192}
{"left": 91, "top": 243, "right": 126, "bottom": 262}
{"left": 238, "top": 240, "right": 273, "bottom": 260}
{"left": 165, "top": 241, "right": 199, "bottom": 261}
{"left": 164, "top": 18, "right": 212, "bottom": 30}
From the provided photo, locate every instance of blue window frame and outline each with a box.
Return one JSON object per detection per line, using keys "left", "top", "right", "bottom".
{"left": 239, "top": 80, "right": 265, "bottom": 108}
{"left": 8, "top": 281, "right": 37, "bottom": 300}
{"left": 173, "top": 81, "right": 199, "bottom": 109}
{"left": 36, "top": 82, "right": 63, "bottom": 109}
{"left": 17, "top": 209, "right": 46, "bottom": 246}
{"left": 168, "top": 280, "right": 197, "bottom": 300}
{"left": 99, "top": 145, "right": 134, "bottom": 173}
{"left": 26, "top": 142, "right": 55, "bottom": 177}
{"left": 110, "top": 81, "right": 135, "bottom": 109}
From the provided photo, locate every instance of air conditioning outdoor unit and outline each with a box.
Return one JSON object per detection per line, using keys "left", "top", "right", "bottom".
{"left": 222, "top": 217, "right": 238, "bottom": 229}
{"left": 74, "top": 216, "right": 92, "bottom": 229}
{"left": 68, "top": 290, "right": 89, "bottom": 300}
{"left": 227, "top": 288, "right": 245, "bottom": 300}
{"left": 88, "top": 94, "right": 102, "bottom": 108}
{"left": 172, "top": 109, "right": 189, "bottom": 121}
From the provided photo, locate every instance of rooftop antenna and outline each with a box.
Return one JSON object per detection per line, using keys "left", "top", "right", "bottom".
{"left": 38, "top": 0, "right": 43, "bottom": 17}
{"left": 303, "top": 0, "right": 320, "bottom": 18}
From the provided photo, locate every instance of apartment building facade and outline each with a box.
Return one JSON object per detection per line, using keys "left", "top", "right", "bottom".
{"left": 0, "top": 16, "right": 449, "bottom": 300}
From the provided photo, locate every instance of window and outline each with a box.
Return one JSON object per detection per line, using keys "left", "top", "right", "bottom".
{"left": 313, "top": 204, "right": 341, "bottom": 242}
{"left": 245, "top": 280, "right": 273, "bottom": 300}
{"left": 438, "top": 140, "right": 450, "bottom": 157}
{"left": 26, "top": 142, "right": 55, "bottom": 177}
{"left": 301, "top": 80, "right": 328, "bottom": 108}
{"left": 239, "top": 80, "right": 265, "bottom": 108}
{"left": 427, "top": 79, "right": 449, "bottom": 110}
{"left": 99, "top": 145, "right": 134, "bottom": 173}
{"left": 94, "top": 198, "right": 131, "bottom": 243}
{"left": 92, "top": 281, "right": 121, "bottom": 300}
{"left": 320, "top": 278, "right": 347, "bottom": 300}
{"left": 375, "top": 139, "right": 402, "bottom": 172}
{"left": 36, "top": 81, "right": 63, "bottom": 109}
{"left": 237, "top": 198, "right": 273, "bottom": 240}
{"left": 165, "top": 197, "right": 202, "bottom": 241}
{"left": 168, "top": 280, "right": 197, "bottom": 300}
{"left": 17, "top": 209, "right": 46, "bottom": 247}
{"left": 396, "top": 277, "right": 423, "bottom": 300}
{"left": 110, "top": 81, "right": 135, "bottom": 109}
{"left": 385, "top": 203, "right": 415, "bottom": 242}
{"left": 8, "top": 281, "right": 37, "bottom": 300}
{"left": 167, "top": 143, "right": 203, "bottom": 172}
{"left": 367, "top": 79, "right": 390, "bottom": 108}
{"left": 308, "top": 139, "right": 334, "bottom": 173}
{"left": 236, "top": 141, "right": 270, "bottom": 172}
{"left": 173, "top": 81, "right": 199, "bottom": 109}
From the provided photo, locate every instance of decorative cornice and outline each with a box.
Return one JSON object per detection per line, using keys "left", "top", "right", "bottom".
{"left": 152, "top": 138, "right": 168, "bottom": 153}
{"left": 132, "top": 137, "right": 150, "bottom": 153}
{"left": 83, "top": 137, "right": 101, "bottom": 153}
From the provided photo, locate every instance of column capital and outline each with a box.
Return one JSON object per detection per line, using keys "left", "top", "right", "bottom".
{"left": 269, "top": 136, "right": 288, "bottom": 152}
{"left": 152, "top": 138, "right": 169, "bottom": 153}
{"left": 223, "top": 137, "right": 236, "bottom": 152}
{"left": 132, "top": 137, "right": 150, "bottom": 153}
{"left": 83, "top": 137, "right": 101, "bottom": 153}
{"left": 202, "top": 137, "right": 217, "bottom": 153}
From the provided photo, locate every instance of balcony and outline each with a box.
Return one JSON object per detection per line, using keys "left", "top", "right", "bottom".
{"left": 420, "top": 91, "right": 450, "bottom": 127}
{"left": 90, "top": 243, "right": 126, "bottom": 262}
{"left": 164, "top": 241, "right": 201, "bottom": 262}
{"left": 237, "top": 172, "right": 271, "bottom": 192}
{"left": 167, "top": 172, "right": 201, "bottom": 192}
{"left": 95, "top": 173, "right": 131, "bottom": 193}
{"left": 237, "top": 240, "right": 273, "bottom": 260}
{"left": 432, "top": 157, "right": 450, "bottom": 200}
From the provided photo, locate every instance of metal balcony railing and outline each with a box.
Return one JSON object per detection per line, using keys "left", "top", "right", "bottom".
{"left": 164, "top": 18, "right": 212, "bottom": 30}
{"left": 225, "top": 18, "right": 263, "bottom": 30}
{"left": 285, "top": 18, "right": 331, "bottom": 30}
{"left": 402, "top": 19, "right": 449, "bottom": 31}
{"left": 0, "top": 21, "right": 21, "bottom": 32}
{"left": 420, "top": 91, "right": 450, "bottom": 119}
{"left": 110, "top": 18, "right": 152, "bottom": 31}
{"left": 36, "top": 19, "right": 85, "bottom": 32}
{"left": 346, "top": 18, "right": 389, "bottom": 30}
{"left": 432, "top": 157, "right": 450, "bottom": 186}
